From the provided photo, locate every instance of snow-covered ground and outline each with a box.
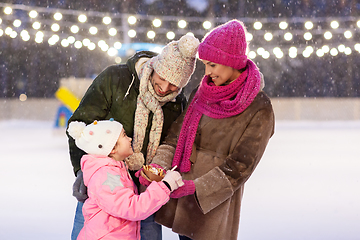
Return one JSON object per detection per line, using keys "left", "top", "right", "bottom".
{"left": 0, "top": 120, "right": 359, "bottom": 240}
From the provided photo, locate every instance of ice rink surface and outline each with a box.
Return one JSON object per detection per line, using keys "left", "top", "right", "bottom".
{"left": 0, "top": 120, "right": 359, "bottom": 240}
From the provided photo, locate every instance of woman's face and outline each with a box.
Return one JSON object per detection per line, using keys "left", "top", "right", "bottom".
{"left": 201, "top": 60, "right": 240, "bottom": 86}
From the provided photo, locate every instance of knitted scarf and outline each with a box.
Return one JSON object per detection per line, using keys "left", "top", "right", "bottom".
{"left": 125, "top": 57, "right": 179, "bottom": 171}
{"left": 172, "top": 59, "right": 261, "bottom": 172}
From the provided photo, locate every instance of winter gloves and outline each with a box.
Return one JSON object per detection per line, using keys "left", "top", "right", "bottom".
{"left": 135, "top": 163, "right": 163, "bottom": 187}
{"left": 135, "top": 163, "right": 185, "bottom": 192}
{"left": 162, "top": 170, "right": 184, "bottom": 191}
{"left": 136, "top": 164, "right": 195, "bottom": 197}
{"left": 72, "top": 170, "right": 88, "bottom": 202}
{"left": 170, "top": 180, "right": 195, "bottom": 198}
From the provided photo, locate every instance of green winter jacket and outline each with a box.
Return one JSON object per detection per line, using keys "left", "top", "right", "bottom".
{"left": 67, "top": 51, "right": 187, "bottom": 175}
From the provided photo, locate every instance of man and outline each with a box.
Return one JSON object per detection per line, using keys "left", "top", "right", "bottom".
{"left": 67, "top": 34, "right": 199, "bottom": 240}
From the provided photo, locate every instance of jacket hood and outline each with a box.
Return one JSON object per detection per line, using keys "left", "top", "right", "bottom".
{"left": 81, "top": 155, "right": 125, "bottom": 186}
{"left": 126, "top": 51, "right": 158, "bottom": 76}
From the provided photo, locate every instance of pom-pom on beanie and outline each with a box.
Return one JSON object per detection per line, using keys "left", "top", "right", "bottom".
{"left": 198, "top": 19, "right": 248, "bottom": 70}
{"left": 67, "top": 119, "right": 123, "bottom": 156}
{"left": 153, "top": 34, "right": 200, "bottom": 89}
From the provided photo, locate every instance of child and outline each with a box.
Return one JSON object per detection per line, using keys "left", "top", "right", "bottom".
{"left": 67, "top": 119, "right": 184, "bottom": 240}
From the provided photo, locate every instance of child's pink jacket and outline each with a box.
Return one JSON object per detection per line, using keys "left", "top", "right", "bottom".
{"left": 77, "top": 155, "right": 170, "bottom": 240}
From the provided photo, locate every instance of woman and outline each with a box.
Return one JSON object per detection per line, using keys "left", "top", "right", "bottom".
{"left": 139, "top": 19, "right": 275, "bottom": 240}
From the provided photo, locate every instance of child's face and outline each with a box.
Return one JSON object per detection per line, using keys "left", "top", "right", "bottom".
{"left": 112, "top": 129, "right": 133, "bottom": 161}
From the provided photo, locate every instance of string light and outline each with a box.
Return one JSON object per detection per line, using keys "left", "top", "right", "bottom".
{"left": 13, "top": 19, "right": 21, "bottom": 27}
{"left": 128, "top": 16, "right": 136, "bottom": 25}
{"left": 74, "top": 40, "right": 82, "bottom": 49}
{"left": 152, "top": 18, "right": 161, "bottom": 27}
{"left": 0, "top": 3, "right": 358, "bottom": 60}
{"left": 102, "top": 16, "right": 111, "bottom": 25}
{"left": 344, "top": 30, "right": 352, "bottom": 39}
{"left": 70, "top": 25, "right": 79, "bottom": 34}
{"left": 178, "top": 20, "right": 187, "bottom": 29}
{"left": 330, "top": 48, "right": 338, "bottom": 56}
{"left": 51, "top": 23, "right": 60, "bottom": 32}
{"left": 304, "top": 21, "right": 313, "bottom": 30}
{"left": 82, "top": 38, "right": 90, "bottom": 46}
{"left": 254, "top": 21, "right": 262, "bottom": 30}
{"left": 147, "top": 30, "right": 156, "bottom": 39}
{"left": 54, "top": 12, "right": 62, "bottom": 21}
{"left": 279, "top": 21, "right": 288, "bottom": 30}
{"left": 166, "top": 31, "right": 175, "bottom": 40}
{"left": 355, "top": 43, "right": 360, "bottom": 51}
{"left": 107, "top": 47, "right": 118, "bottom": 56}
{"left": 324, "top": 31, "right": 332, "bottom": 40}
{"left": 108, "top": 28, "right": 117, "bottom": 36}
{"left": 304, "top": 32, "right": 312, "bottom": 41}
{"left": 264, "top": 32, "right": 273, "bottom": 41}
{"left": 89, "top": 26, "right": 98, "bottom": 35}
{"left": 330, "top": 20, "right": 339, "bottom": 29}
{"left": 246, "top": 32, "right": 253, "bottom": 42}
{"left": 61, "top": 38, "right": 69, "bottom": 47}
{"left": 128, "top": 29, "right": 136, "bottom": 38}
{"left": 322, "top": 45, "right": 330, "bottom": 53}
{"left": 114, "top": 41, "right": 122, "bottom": 49}
{"left": 78, "top": 14, "right": 87, "bottom": 23}
{"left": 4, "top": 6, "right": 12, "bottom": 14}
{"left": 284, "top": 32, "right": 293, "bottom": 41}
{"left": 32, "top": 21, "right": 41, "bottom": 30}
{"left": 203, "top": 21, "right": 211, "bottom": 29}
{"left": 29, "top": 10, "right": 37, "bottom": 18}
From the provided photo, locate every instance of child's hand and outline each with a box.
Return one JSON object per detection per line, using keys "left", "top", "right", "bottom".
{"left": 73, "top": 170, "right": 88, "bottom": 202}
{"left": 135, "top": 168, "right": 151, "bottom": 187}
{"left": 135, "top": 163, "right": 165, "bottom": 186}
{"left": 162, "top": 171, "right": 184, "bottom": 192}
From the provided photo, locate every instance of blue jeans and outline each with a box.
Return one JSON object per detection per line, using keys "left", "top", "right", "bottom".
{"left": 71, "top": 201, "right": 84, "bottom": 240}
{"left": 71, "top": 202, "right": 162, "bottom": 240}
{"left": 140, "top": 213, "right": 162, "bottom": 240}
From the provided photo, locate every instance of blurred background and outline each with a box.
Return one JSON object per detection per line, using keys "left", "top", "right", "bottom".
{"left": 0, "top": 0, "right": 359, "bottom": 101}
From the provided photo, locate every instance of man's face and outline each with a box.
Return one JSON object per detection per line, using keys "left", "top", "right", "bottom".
{"left": 150, "top": 71, "right": 179, "bottom": 97}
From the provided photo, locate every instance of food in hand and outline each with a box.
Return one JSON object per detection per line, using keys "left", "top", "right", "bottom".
{"left": 141, "top": 165, "right": 165, "bottom": 182}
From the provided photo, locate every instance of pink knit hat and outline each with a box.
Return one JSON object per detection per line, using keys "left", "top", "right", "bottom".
{"left": 198, "top": 19, "right": 248, "bottom": 70}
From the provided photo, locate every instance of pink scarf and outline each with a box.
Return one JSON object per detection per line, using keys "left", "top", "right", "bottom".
{"left": 172, "top": 59, "right": 261, "bottom": 172}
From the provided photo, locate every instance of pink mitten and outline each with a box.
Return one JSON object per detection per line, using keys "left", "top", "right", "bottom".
{"left": 135, "top": 164, "right": 165, "bottom": 187}
{"left": 135, "top": 168, "right": 151, "bottom": 187}
{"left": 170, "top": 180, "right": 195, "bottom": 198}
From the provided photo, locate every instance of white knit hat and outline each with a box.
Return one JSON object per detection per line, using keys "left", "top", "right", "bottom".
{"left": 67, "top": 119, "right": 123, "bottom": 156}
{"left": 152, "top": 34, "right": 200, "bottom": 89}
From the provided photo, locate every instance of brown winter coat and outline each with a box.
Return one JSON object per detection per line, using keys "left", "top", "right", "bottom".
{"left": 151, "top": 90, "right": 275, "bottom": 240}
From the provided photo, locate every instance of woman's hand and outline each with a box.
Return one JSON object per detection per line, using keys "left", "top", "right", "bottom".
{"left": 162, "top": 170, "right": 184, "bottom": 191}
{"left": 170, "top": 180, "right": 195, "bottom": 198}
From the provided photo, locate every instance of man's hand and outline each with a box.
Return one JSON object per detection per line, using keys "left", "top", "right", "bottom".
{"left": 72, "top": 170, "right": 88, "bottom": 202}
